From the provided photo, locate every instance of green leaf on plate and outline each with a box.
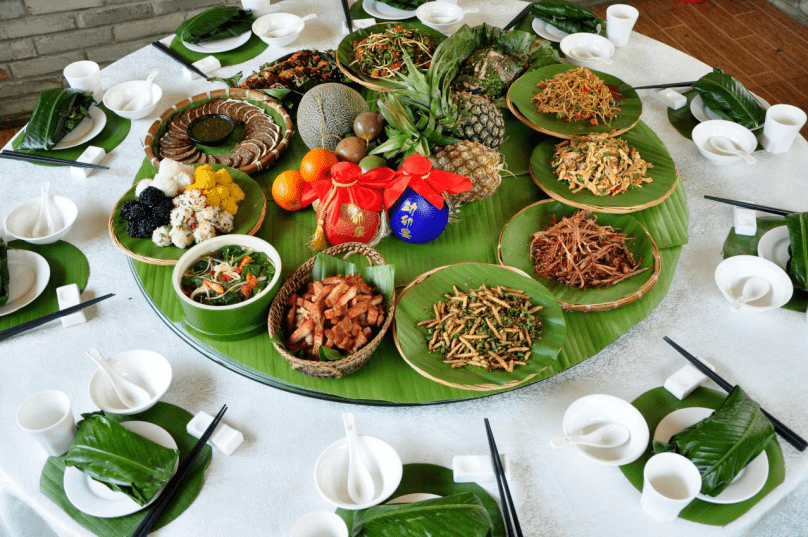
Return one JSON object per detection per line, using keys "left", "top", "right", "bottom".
{"left": 529, "top": 0, "right": 604, "bottom": 35}
{"left": 176, "top": 6, "right": 254, "bottom": 44}
{"left": 19, "top": 88, "right": 95, "bottom": 150}
{"left": 784, "top": 212, "right": 808, "bottom": 291}
{"left": 693, "top": 68, "right": 766, "bottom": 130}
{"left": 375, "top": 0, "right": 427, "bottom": 10}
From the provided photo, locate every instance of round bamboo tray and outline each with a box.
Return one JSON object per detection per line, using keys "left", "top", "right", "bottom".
{"left": 267, "top": 242, "right": 396, "bottom": 379}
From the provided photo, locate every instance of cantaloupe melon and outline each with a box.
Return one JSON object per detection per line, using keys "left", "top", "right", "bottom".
{"left": 297, "top": 83, "right": 369, "bottom": 151}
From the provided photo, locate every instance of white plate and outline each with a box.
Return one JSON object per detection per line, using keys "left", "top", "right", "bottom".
{"left": 387, "top": 492, "right": 441, "bottom": 504}
{"left": 182, "top": 30, "right": 251, "bottom": 53}
{"left": 362, "top": 0, "right": 417, "bottom": 20}
{"left": 0, "top": 250, "right": 50, "bottom": 317}
{"left": 691, "top": 94, "right": 771, "bottom": 123}
{"left": 532, "top": 18, "right": 570, "bottom": 42}
{"left": 53, "top": 106, "right": 106, "bottom": 150}
{"left": 757, "top": 226, "right": 790, "bottom": 271}
{"left": 64, "top": 421, "right": 178, "bottom": 518}
{"left": 653, "top": 407, "right": 769, "bottom": 504}
{"left": 714, "top": 255, "right": 793, "bottom": 311}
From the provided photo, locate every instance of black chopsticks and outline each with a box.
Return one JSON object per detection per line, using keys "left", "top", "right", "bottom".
{"left": 132, "top": 404, "right": 228, "bottom": 537}
{"left": 704, "top": 195, "right": 792, "bottom": 217}
{"left": 503, "top": 5, "right": 532, "bottom": 31}
{"left": 152, "top": 41, "right": 210, "bottom": 81}
{"left": 340, "top": 0, "right": 353, "bottom": 33}
{"left": 484, "top": 418, "right": 522, "bottom": 537}
{"left": 663, "top": 337, "right": 807, "bottom": 452}
{"left": 633, "top": 81, "right": 696, "bottom": 90}
{"left": 0, "top": 293, "right": 114, "bottom": 343}
{"left": 0, "top": 150, "right": 109, "bottom": 169}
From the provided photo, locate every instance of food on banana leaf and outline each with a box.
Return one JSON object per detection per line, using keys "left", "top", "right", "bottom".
{"left": 350, "top": 25, "right": 437, "bottom": 79}
{"left": 374, "top": 0, "right": 428, "bottom": 11}
{"left": 176, "top": 7, "right": 254, "bottom": 45}
{"left": 529, "top": 0, "right": 604, "bottom": 35}
{"left": 532, "top": 66, "right": 619, "bottom": 125}
{"left": 239, "top": 50, "right": 347, "bottom": 93}
{"left": 19, "top": 88, "right": 94, "bottom": 150}
{"left": 693, "top": 67, "right": 767, "bottom": 130}
{"left": 454, "top": 46, "right": 532, "bottom": 99}
{"left": 0, "top": 239, "right": 8, "bottom": 307}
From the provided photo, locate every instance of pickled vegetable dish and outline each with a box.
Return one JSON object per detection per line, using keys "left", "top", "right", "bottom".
{"left": 181, "top": 245, "right": 275, "bottom": 305}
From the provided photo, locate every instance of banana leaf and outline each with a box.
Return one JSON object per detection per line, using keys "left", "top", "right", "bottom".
{"left": 176, "top": 7, "right": 254, "bottom": 44}
{"left": 653, "top": 386, "right": 775, "bottom": 497}
{"left": 19, "top": 88, "right": 94, "bottom": 150}
{"left": 63, "top": 412, "right": 180, "bottom": 506}
{"left": 376, "top": 0, "right": 427, "bottom": 10}
{"left": 0, "top": 239, "right": 8, "bottom": 307}
{"left": 529, "top": 0, "right": 603, "bottom": 35}
{"left": 693, "top": 68, "right": 766, "bottom": 130}
{"left": 784, "top": 212, "right": 808, "bottom": 291}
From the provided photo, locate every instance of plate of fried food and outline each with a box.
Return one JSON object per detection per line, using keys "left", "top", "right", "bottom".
{"left": 507, "top": 64, "right": 641, "bottom": 138}
{"left": 393, "top": 263, "right": 566, "bottom": 391}
{"left": 498, "top": 201, "right": 661, "bottom": 312}
{"left": 529, "top": 120, "right": 678, "bottom": 213}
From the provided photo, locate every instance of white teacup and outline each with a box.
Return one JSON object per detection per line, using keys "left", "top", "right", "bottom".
{"left": 606, "top": 4, "right": 639, "bottom": 47}
{"left": 242, "top": 0, "right": 271, "bottom": 18}
{"left": 16, "top": 390, "right": 77, "bottom": 456}
{"left": 63, "top": 60, "right": 101, "bottom": 99}
{"left": 760, "top": 104, "right": 807, "bottom": 154}
{"left": 640, "top": 453, "right": 702, "bottom": 522}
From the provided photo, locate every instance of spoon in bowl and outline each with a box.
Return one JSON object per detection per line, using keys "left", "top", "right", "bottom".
{"left": 343, "top": 413, "right": 376, "bottom": 505}
{"left": 708, "top": 136, "right": 755, "bottom": 164}
{"left": 569, "top": 47, "right": 613, "bottom": 64}
{"left": 124, "top": 70, "right": 158, "bottom": 112}
{"left": 31, "top": 182, "right": 63, "bottom": 238}
{"left": 262, "top": 14, "right": 317, "bottom": 38}
{"left": 549, "top": 423, "right": 630, "bottom": 449}
{"left": 86, "top": 347, "right": 151, "bottom": 408}
{"left": 428, "top": 8, "right": 478, "bottom": 24}
{"left": 731, "top": 276, "right": 770, "bottom": 310}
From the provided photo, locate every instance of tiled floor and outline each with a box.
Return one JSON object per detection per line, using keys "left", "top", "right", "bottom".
{"left": 592, "top": 0, "right": 808, "bottom": 138}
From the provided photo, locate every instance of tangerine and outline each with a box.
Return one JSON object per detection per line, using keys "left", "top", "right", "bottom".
{"left": 271, "top": 170, "right": 306, "bottom": 211}
{"left": 300, "top": 148, "right": 339, "bottom": 183}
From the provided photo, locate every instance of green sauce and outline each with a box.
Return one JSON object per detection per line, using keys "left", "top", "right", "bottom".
{"left": 190, "top": 116, "right": 233, "bottom": 143}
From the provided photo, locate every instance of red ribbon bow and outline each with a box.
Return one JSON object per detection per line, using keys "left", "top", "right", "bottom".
{"left": 383, "top": 154, "right": 472, "bottom": 210}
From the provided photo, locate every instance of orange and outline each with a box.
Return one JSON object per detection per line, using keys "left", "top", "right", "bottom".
{"left": 271, "top": 170, "right": 306, "bottom": 211}
{"left": 300, "top": 148, "right": 339, "bottom": 183}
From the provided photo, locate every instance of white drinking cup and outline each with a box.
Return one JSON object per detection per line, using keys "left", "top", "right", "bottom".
{"left": 760, "top": 104, "right": 807, "bottom": 154}
{"left": 606, "top": 4, "right": 639, "bottom": 47}
{"left": 16, "top": 390, "right": 77, "bottom": 456}
{"left": 242, "top": 0, "right": 272, "bottom": 18}
{"left": 63, "top": 60, "right": 102, "bottom": 99}
{"left": 640, "top": 453, "right": 702, "bottom": 522}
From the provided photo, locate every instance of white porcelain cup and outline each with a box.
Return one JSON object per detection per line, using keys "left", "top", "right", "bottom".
{"left": 760, "top": 104, "right": 807, "bottom": 154}
{"left": 16, "top": 390, "right": 77, "bottom": 456}
{"left": 606, "top": 4, "right": 639, "bottom": 47}
{"left": 640, "top": 453, "right": 702, "bottom": 522}
{"left": 290, "top": 511, "right": 348, "bottom": 537}
{"left": 63, "top": 60, "right": 101, "bottom": 98}
{"left": 242, "top": 0, "right": 272, "bottom": 18}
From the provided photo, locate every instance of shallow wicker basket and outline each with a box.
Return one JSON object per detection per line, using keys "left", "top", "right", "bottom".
{"left": 267, "top": 243, "right": 396, "bottom": 379}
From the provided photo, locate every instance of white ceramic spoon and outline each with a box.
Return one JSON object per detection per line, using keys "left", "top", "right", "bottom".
{"left": 343, "top": 413, "right": 376, "bottom": 505}
{"left": 86, "top": 347, "right": 151, "bottom": 408}
{"left": 709, "top": 136, "right": 756, "bottom": 164}
{"left": 124, "top": 70, "right": 159, "bottom": 112}
{"left": 548, "top": 423, "right": 630, "bottom": 449}
{"left": 31, "top": 182, "right": 63, "bottom": 238}
{"left": 731, "top": 276, "right": 770, "bottom": 310}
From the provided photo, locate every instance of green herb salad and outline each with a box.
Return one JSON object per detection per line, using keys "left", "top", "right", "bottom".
{"left": 181, "top": 245, "right": 275, "bottom": 306}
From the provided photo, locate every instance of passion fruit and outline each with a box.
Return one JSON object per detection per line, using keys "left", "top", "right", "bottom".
{"left": 353, "top": 112, "right": 384, "bottom": 142}
{"left": 335, "top": 136, "right": 367, "bottom": 164}
{"left": 358, "top": 154, "right": 387, "bottom": 173}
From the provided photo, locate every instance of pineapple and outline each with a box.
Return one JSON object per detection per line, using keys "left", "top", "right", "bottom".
{"left": 453, "top": 91, "right": 505, "bottom": 149}
{"left": 432, "top": 141, "right": 504, "bottom": 204}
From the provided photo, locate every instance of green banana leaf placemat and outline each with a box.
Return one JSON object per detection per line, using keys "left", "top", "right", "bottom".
{"left": 169, "top": 34, "right": 267, "bottom": 68}
{"left": 621, "top": 387, "right": 785, "bottom": 525}
{"left": 667, "top": 90, "right": 765, "bottom": 151}
{"left": 337, "top": 463, "right": 506, "bottom": 536}
{"left": 11, "top": 104, "right": 130, "bottom": 163}
{"left": 40, "top": 402, "right": 212, "bottom": 536}
{"left": 722, "top": 216, "right": 808, "bottom": 312}
{"left": 0, "top": 240, "right": 89, "bottom": 331}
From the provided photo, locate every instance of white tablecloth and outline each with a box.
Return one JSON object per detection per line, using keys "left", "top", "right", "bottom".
{"left": 1, "top": 1, "right": 807, "bottom": 535}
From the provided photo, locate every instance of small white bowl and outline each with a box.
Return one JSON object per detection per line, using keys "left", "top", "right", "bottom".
{"left": 692, "top": 120, "right": 757, "bottom": 165}
{"left": 6, "top": 195, "right": 78, "bottom": 245}
{"left": 314, "top": 435, "right": 403, "bottom": 510}
{"left": 757, "top": 226, "right": 790, "bottom": 271}
{"left": 416, "top": 2, "right": 465, "bottom": 34}
{"left": 560, "top": 33, "right": 615, "bottom": 67}
{"left": 714, "top": 255, "right": 793, "bottom": 311}
{"left": 102, "top": 80, "right": 163, "bottom": 120}
{"left": 252, "top": 13, "right": 306, "bottom": 47}
{"left": 561, "top": 394, "right": 649, "bottom": 466}
{"left": 290, "top": 511, "right": 348, "bottom": 537}
{"left": 89, "top": 349, "right": 172, "bottom": 415}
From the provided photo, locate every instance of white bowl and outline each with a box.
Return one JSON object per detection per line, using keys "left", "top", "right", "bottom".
{"left": 6, "top": 195, "right": 78, "bottom": 245}
{"left": 560, "top": 33, "right": 615, "bottom": 67}
{"left": 290, "top": 511, "right": 348, "bottom": 537}
{"left": 252, "top": 13, "right": 305, "bottom": 47}
{"left": 561, "top": 394, "right": 649, "bottom": 466}
{"left": 757, "top": 226, "right": 790, "bottom": 271}
{"left": 102, "top": 80, "right": 163, "bottom": 120}
{"left": 314, "top": 435, "right": 403, "bottom": 510}
{"left": 692, "top": 120, "right": 757, "bottom": 165}
{"left": 88, "top": 349, "right": 172, "bottom": 414}
{"left": 714, "top": 255, "right": 793, "bottom": 311}
{"left": 416, "top": 2, "right": 465, "bottom": 34}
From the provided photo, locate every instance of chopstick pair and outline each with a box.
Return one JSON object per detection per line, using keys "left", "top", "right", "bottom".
{"left": 632, "top": 81, "right": 696, "bottom": 90}
{"left": 132, "top": 404, "right": 228, "bottom": 537}
{"left": 704, "top": 195, "right": 793, "bottom": 217}
{"left": 0, "top": 151, "right": 109, "bottom": 170}
{"left": 503, "top": 5, "right": 532, "bottom": 31}
{"left": 340, "top": 0, "right": 353, "bottom": 33}
{"left": 0, "top": 293, "right": 114, "bottom": 343}
{"left": 151, "top": 41, "right": 210, "bottom": 81}
{"left": 484, "top": 418, "right": 522, "bottom": 537}
{"left": 663, "top": 337, "right": 807, "bottom": 452}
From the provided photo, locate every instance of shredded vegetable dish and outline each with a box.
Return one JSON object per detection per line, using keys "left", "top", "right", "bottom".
{"left": 350, "top": 25, "right": 436, "bottom": 79}
{"left": 531, "top": 67, "right": 620, "bottom": 125}
{"left": 551, "top": 133, "right": 653, "bottom": 196}
{"left": 181, "top": 245, "right": 275, "bottom": 305}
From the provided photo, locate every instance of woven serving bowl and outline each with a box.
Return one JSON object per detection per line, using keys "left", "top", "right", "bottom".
{"left": 268, "top": 243, "right": 396, "bottom": 379}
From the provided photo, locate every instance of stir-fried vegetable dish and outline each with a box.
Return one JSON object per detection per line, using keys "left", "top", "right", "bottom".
{"left": 532, "top": 66, "right": 620, "bottom": 125}
{"left": 240, "top": 50, "right": 345, "bottom": 91}
{"left": 350, "top": 25, "right": 437, "bottom": 79}
{"left": 181, "top": 245, "right": 275, "bottom": 305}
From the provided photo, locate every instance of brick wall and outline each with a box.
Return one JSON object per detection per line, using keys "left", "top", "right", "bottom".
{"left": 0, "top": 0, "right": 241, "bottom": 125}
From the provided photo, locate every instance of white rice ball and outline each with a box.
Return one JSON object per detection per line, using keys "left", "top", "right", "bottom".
{"left": 169, "top": 227, "right": 194, "bottom": 248}
{"left": 134, "top": 179, "right": 153, "bottom": 197}
{"left": 158, "top": 158, "right": 195, "bottom": 181}
{"left": 151, "top": 225, "right": 172, "bottom": 247}
{"left": 215, "top": 210, "right": 234, "bottom": 233}
{"left": 174, "top": 171, "right": 193, "bottom": 189}
{"left": 196, "top": 206, "right": 218, "bottom": 225}
{"left": 192, "top": 221, "right": 217, "bottom": 244}
{"left": 151, "top": 175, "right": 180, "bottom": 198}
{"left": 170, "top": 206, "right": 196, "bottom": 229}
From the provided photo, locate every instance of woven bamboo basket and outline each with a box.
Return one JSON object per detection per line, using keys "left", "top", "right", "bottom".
{"left": 267, "top": 242, "right": 396, "bottom": 379}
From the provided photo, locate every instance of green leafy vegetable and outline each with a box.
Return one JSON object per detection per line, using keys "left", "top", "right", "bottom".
{"left": 375, "top": 0, "right": 428, "bottom": 11}
{"left": 693, "top": 68, "right": 767, "bottom": 129}
{"left": 653, "top": 386, "right": 775, "bottom": 497}
{"left": 176, "top": 7, "right": 254, "bottom": 45}
{"left": 350, "top": 492, "right": 494, "bottom": 536}
{"left": 785, "top": 212, "right": 808, "bottom": 291}
{"left": 0, "top": 239, "right": 8, "bottom": 307}
{"left": 63, "top": 413, "right": 180, "bottom": 506}
{"left": 19, "top": 88, "right": 94, "bottom": 150}
{"left": 529, "top": 0, "right": 604, "bottom": 35}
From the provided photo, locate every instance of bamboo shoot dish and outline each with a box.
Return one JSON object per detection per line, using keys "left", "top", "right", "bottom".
{"left": 350, "top": 25, "right": 437, "bottom": 79}
{"left": 531, "top": 66, "right": 619, "bottom": 125}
